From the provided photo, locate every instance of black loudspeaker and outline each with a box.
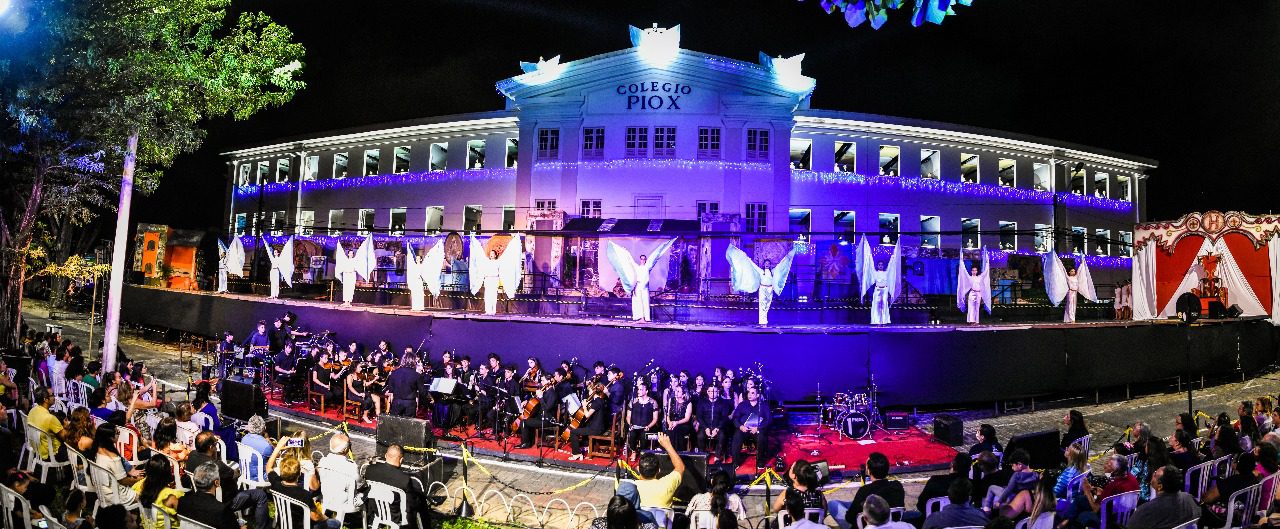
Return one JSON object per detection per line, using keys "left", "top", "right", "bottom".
{"left": 884, "top": 411, "right": 911, "bottom": 430}
{"left": 1226, "top": 304, "right": 1244, "bottom": 318}
{"left": 220, "top": 380, "right": 267, "bottom": 421}
{"left": 1206, "top": 300, "right": 1227, "bottom": 318}
{"left": 1005, "top": 429, "right": 1062, "bottom": 469}
{"left": 933, "top": 414, "right": 965, "bottom": 446}
{"left": 1176, "top": 292, "right": 1202, "bottom": 322}
{"left": 377, "top": 415, "right": 435, "bottom": 465}
{"left": 644, "top": 451, "right": 708, "bottom": 502}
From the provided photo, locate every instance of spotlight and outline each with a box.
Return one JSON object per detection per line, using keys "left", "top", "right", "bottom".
{"left": 0, "top": 0, "right": 11, "bottom": 17}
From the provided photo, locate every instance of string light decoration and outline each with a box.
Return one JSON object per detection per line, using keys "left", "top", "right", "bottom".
{"left": 234, "top": 168, "right": 517, "bottom": 199}
{"left": 532, "top": 159, "right": 774, "bottom": 172}
{"left": 792, "top": 170, "right": 1133, "bottom": 213}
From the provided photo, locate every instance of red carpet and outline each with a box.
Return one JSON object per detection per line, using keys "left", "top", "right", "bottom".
{"left": 267, "top": 395, "right": 956, "bottom": 475}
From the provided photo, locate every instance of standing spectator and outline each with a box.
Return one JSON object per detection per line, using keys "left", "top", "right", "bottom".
{"left": 829, "top": 452, "right": 905, "bottom": 529}
{"left": 1127, "top": 466, "right": 1200, "bottom": 529}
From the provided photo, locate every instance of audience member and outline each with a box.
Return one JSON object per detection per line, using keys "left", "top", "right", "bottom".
{"left": 176, "top": 461, "right": 239, "bottom": 529}
{"left": 1128, "top": 465, "right": 1200, "bottom": 529}
{"left": 364, "top": 445, "right": 430, "bottom": 529}
{"left": 316, "top": 432, "right": 362, "bottom": 519}
{"left": 134, "top": 454, "right": 184, "bottom": 527}
{"left": 96, "top": 505, "right": 138, "bottom": 529}
{"left": 1114, "top": 421, "right": 1150, "bottom": 456}
{"left": 1135, "top": 437, "right": 1170, "bottom": 501}
{"left": 829, "top": 452, "right": 905, "bottom": 529}
{"left": 1073, "top": 453, "right": 1140, "bottom": 526}
{"left": 684, "top": 469, "right": 746, "bottom": 520}
{"left": 783, "top": 490, "right": 826, "bottom": 529}
{"left": 633, "top": 432, "right": 685, "bottom": 509}
{"left": 861, "top": 494, "right": 913, "bottom": 529}
{"left": 971, "top": 451, "right": 1012, "bottom": 506}
{"left": 92, "top": 424, "right": 141, "bottom": 503}
{"left": 922, "top": 478, "right": 988, "bottom": 529}
{"left": 771, "top": 460, "right": 824, "bottom": 515}
{"left": 264, "top": 437, "right": 332, "bottom": 529}
{"left": 240, "top": 415, "right": 274, "bottom": 480}
{"left": 61, "top": 489, "right": 93, "bottom": 529}
{"left": 186, "top": 431, "right": 239, "bottom": 504}
{"left": 592, "top": 491, "right": 658, "bottom": 529}
{"left": 917, "top": 453, "right": 970, "bottom": 515}
{"left": 1199, "top": 452, "right": 1256, "bottom": 528}
{"left": 26, "top": 387, "right": 66, "bottom": 462}
{"left": 66, "top": 407, "right": 96, "bottom": 452}
{"left": 1168, "top": 429, "right": 1202, "bottom": 470}
{"left": 969, "top": 424, "right": 1003, "bottom": 457}
{"left": 1055, "top": 442, "right": 1088, "bottom": 503}
{"left": 986, "top": 449, "right": 1036, "bottom": 517}
{"left": 1061, "top": 410, "right": 1089, "bottom": 450}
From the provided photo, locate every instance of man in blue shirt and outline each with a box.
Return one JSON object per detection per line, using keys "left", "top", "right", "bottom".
{"left": 240, "top": 415, "right": 274, "bottom": 482}
{"left": 922, "top": 479, "right": 989, "bottom": 529}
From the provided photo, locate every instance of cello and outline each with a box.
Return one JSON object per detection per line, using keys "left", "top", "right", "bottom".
{"left": 561, "top": 383, "right": 607, "bottom": 442}
{"left": 511, "top": 379, "right": 553, "bottom": 434}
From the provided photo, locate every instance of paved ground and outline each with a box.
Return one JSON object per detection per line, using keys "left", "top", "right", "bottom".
{"left": 20, "top": 300, "right": 1280, "bottom": 528}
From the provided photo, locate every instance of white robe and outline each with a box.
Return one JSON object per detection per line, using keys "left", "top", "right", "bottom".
{"left": 964, "top": 273, "right": 986, "bottom": 324}
{"left": 482, "top": 268, "right": 501, "bottom": 315}
{"left": 269, "top": 268, "right": 282, "bottom": 299}
{"left": 758, "top": 269, "right": 775, "bottom": 325}
{"left": 870, "top": 270, "right": 892, "bottom": 325}
{"left": 1064, "top": 275, "right": 1080, "bottom": 323}
{"left": 217, "top": 266, "right": 228, "bottom": 293}
{"left": 409, "top": 280, "right": 425, "bottom": 312}
{"left": 340, "top": 270, "right": 357, "bottom": 305}
{"left": 630, "top": 261, "right": 651, "bottom": 321}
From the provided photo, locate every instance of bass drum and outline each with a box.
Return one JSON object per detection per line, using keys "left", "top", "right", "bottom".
{"left": 837, "top": 410, "right": 870, "bottom": 440}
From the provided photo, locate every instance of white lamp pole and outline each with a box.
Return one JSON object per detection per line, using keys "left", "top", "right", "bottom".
{"left": 101, "top": 133, "right": 138, "bottom": 370}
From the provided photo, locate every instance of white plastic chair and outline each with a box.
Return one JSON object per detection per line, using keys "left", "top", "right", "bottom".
{"left": 270, "top": 489, "right": 312, "bottom": 529}
{"left": 318, "top": 465, "right": 364, "bottom": 528}
{"left": 1185, "top": 459, "right": 1214, "bottom": 501}
{"left": 1220, "top": 482, "right": 1263, "bottom": 529}
{"left": 66, "top": 449, "right": 97, "bottom": 501}
{"left": 925, "top": 496, "right": 950, "bottom": 516}
{"left": 642, "top": 507, "right": 675, "bottom": 529}
{"left": 38, "top": 505, "right": 69, "bottom": 529}
{"left": 175, "top": 423, "right": 199, "bottom": 448}
{"left": 1099, "top": 490, "right": 1139, "bottom": 529}
{"left": 236, "top": 441, "right": 270, "bottom": 489}
{"left": 193, "top": 412, "right": 216, "bottom": 432}
{"left": 86, "top": 458, "right": 141, "bottom": 512}
{"left": 0, "top": 483, "right": 35, "bottom": 529}
{"left": 175, "top": 514, "right": 216, "bottom": 529}
{"left": 690, "top": 510, "right": 714, "bottom": 529}
{"left": 160, "top": 452, "right": 189, "bottom": 492}
{"left": 115, "top": 426, "right": 145, "bottom": 469}
{"left": 777, "top": 508, "right": 825, "bottom": 527}
{"left": 23, "top": 423, "right": 71, "bottom": 481}
{"left": 367, "top": 481, "right": 421, "bottom": 529}
{"left": 143, "top": 506, "right": 176, "bottom": 529}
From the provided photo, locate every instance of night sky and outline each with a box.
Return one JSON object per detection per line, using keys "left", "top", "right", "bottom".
{"left": 136, "top": 0, "right": 1280, "bottom": 230}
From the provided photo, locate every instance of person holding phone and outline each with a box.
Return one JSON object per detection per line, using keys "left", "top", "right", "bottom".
{"left": 263, "top": 437, "right": 335, "bottom": 529}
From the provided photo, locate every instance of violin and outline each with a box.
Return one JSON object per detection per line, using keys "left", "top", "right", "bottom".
{"left": 520, "top": 367, "right": 542, "bottom": 393}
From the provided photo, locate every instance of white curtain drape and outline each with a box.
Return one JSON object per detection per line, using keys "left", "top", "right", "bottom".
{"left": 1271, "top": 234, "right": 1280, "bottom": 324}
{"left": 1156, "top": 237, "right": 1269, "bottom": 318}
{"left": 1131, "top": 242, "right": 1159, "bottom": 320}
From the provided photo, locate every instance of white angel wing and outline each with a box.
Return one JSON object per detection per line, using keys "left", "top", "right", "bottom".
{"left": 856, "top": 236, "right": 875, "bottom": 302}
{"left": 468, "top": 236, "right": 487, "bottom": 296}
{"left": 771, "top": 247, "right": 799, "bottom": 295}
{"left": 261, "top": 235, "right": 276, "bottom": 269}
{"left": 955, "top": 253, "right": 967, "bottom": 311}
{"left": 334, "top": 241, "right": 352, "bottom": 276}
{"left": 423, "top": 240, "right": 446, "bottom": 297}
{"left": 604, "top": 241, "right": 639, "bottom": 294}
{"left": 725, "top": 245, "right": 762, "bottom": 294}
{"left": 497, "top": 234, "right": 523, "bottom": 294}
{"left": 886, "top": 242, "right": 902, "bottom": 302}
{"left": 353, "top": 234, "right": 376, "bottom": 281}
{"left": 1076, "top": 257, "right": 1099, "bottom": 303}
{"left": 980, "top": 248, "right": 992, "bottom": 313}
{"left": 1043, "top": 252, "right": 1069, "bottom": 306}
{"left": 643, "top": 238, "right": 678, "bottom": 274}
{"left": 228, "top": 237, "right": 245, "bottom": 276}
{"left": 405, "top": 241, "right": 423, "bottom": 284}
{"left": 277, "top": 237, "right": 295, "bottom": 287}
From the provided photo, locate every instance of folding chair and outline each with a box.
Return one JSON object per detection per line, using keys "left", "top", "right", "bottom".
{"left": 23, "top": 423, "right": 71, "bottom": 482}
{"left": 368, "top": 481, "right": 422, "bottom": 529}
{"left": 1099, "top": 490, "right": 1139, "bottom": 529}
{"left": 270, "top": 489, "right": 313, "bottom": 529}
{"left": 236, "top": 441, "right": 271, "bottom": 489}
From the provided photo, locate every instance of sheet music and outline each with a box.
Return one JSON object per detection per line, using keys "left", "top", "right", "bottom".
{"left": 428, "top": 378, "right": 457, "bottom": 394}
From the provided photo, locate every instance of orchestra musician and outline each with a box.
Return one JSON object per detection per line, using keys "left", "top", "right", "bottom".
{"left": 625, "top": 383, "right": 659, "bottom": 458}
{"left": 386, "top": 354, "right": 423, "bottom": 417}
{"left": 473, "top": 363, "right": 495, "bottom": 430}
{"left": 432, "top": 362, "right": 462, "bottom": 429}
{"left": 280, "top": 311, "right": 310, "bottom": 339}
{"left": 346, "top": 341, "right": 363, "bottom": 363}
{"left": 588, "top": 361, "right": 607, "bottom": 388}
{"left": 606, "top": 367, "right": 629, "bottom": 416}
{"left": 242, "top": 321, "right": 271, "bottom": 361}
{"left": 273, "top": 342, "right": 300, "bottom": 403}
{"left": 728, "top": 385, "right": 770, "bottom": 470}
{"left": 516, "top": 373, "right": 559, "bottom": 449}
{"left": 457, "top": 356, "right": 474, "bottom": 388}
{"left": 487, "top": 353, "right": 502, "bottom": 378}
{"left": 520, "top": 357, "right": 543, "bottom": 394}
{"left": 663, "top": 384, "right": 694, "bottom": 450}
{"left": 559, "top": 360, "right": 579, "bottom": 388}
{"left": 696, "top": 384, "right": 733, "bottom": 462}
{"left": 268, "top": 317, "right": 291, "bottom": 354}
{"left": 216, "top": 331, "right": 237, "bottom": 380}
{"left": 344, "top": 362, "right": 373, "bottom": 423}
{"left": 374, "top": 340, "right": 393, "bottom": 363}
{"left": 496, "top": 365, "right": 520, "bottom": 439}
{"left": 309, "top": 351, "right": 339, "bottom": 408}
{"left": 566, "top": 384, "right": 610, "bottom": 461}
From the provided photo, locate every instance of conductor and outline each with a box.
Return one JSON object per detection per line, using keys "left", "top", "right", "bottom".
{"left": 386, "top": 354, "right": 423, "bottom": 417}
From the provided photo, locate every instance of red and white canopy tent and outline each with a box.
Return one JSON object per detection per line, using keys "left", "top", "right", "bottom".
{"left": 1132, "top": 211, "right": 1280, "bottom": 322}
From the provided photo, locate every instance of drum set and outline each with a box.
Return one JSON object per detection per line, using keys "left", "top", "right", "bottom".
{"left": 819, "top": 385, "right": 883, "bottom": 440}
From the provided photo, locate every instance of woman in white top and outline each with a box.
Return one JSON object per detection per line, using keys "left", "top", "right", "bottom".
{"left": 685, "top": 470, "right": 747, "bottom": 520}
{"left": 93, "top": 423, "right": 141, "bottom": 503}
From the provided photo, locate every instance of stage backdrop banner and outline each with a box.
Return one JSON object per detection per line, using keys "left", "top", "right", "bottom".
{"left": 597, "top": 237, "right": 675, "bottom": 293}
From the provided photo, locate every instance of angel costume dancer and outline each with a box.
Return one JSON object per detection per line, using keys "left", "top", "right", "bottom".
{"left": 404, "top": 241, "right": 446, "bottom": 311}
{"left": 856, "top": 238, "right": 901, "bottom": 325}
{"left": 216, "top": 237, "right": 245, "bottom": 293}
{"left": 333, "top": 234, "right": 373, "bottom": 307}
{"left": 469, "top": 235, "right": 523, "bottom": 315}
{"left": 725, "top": 245, "right": 797, "bottom": 325}
{"left": 263, "top": 236, "right": 295, "bottom": 299}
{"left": 605, "top": 238, "right": 677, "bottom": 322}
{"left": 1043, "top": 253, "right": 1099, "bottom": 323}
{"left": 956, "top": 249, "right": 991, "bottom": 324}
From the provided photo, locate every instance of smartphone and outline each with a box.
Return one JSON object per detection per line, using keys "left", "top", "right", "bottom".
{"left": 285, "top": 438, "right": 304, "bottom": 448}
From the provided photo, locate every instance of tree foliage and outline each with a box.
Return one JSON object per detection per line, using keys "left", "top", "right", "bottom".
{"left": 0, "top": 0, "right": 306, "bottom": 347}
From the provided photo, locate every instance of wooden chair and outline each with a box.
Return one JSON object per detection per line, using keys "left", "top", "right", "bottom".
{"left": 307, "top": 387, "right": 327, "bottom": 415}
{"left": 587, "top": 410, "right": 620, "bottom": 459}
{"left": 342, "top": 392, "right": 363, "bottom": 422}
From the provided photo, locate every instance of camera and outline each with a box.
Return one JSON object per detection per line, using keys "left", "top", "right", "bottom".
{"left": 1086, "top": 473, "right": 1111, "bottom": 488}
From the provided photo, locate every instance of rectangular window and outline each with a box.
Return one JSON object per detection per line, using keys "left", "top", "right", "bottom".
{"left": 1034, "top": 224, "right": 1052, "bottom": 252}
{"left": 1093, "top": 173, "right": 1110, "bottom": 198}
{"left": 789, "top": 138, "right": 812, "bottom": 170}
{"left": 920, "top": 149, "right": 939, "bottom": 179}
{"left": 333, "top": 152, "right": 349, "bottom": 179}
{"left": 878, "top": 213, "right": 899, "bottom": 245}
{"left": 297, "top": 210, "right": 314, "bottom": 236}
{"left": 696, "top": 201, "right": 719, "bottom": 218}
{"left": 920, "top": 215, "right": 940, "bottom": 247}
{"left": 1094, "top": 229, "right": 1111, "bottom": 256}
{"left": 697, "top": 127, "right": 721, "bottom": 160}
{"left": 467, "top": 140, "right": 487, "bottom": 169}
{"left": 271, "top": 211, "right": 286, "bottom": 236}
{"left": 580, "top": 200, "right": 602, "bottom": 219}
{"left": 625, "top": 127, "right": 649, "bottom": 158}
{"left": 238, "top": 164, "right": 251, "bottom": 187}
{"left": 276, "top": 158, "right": 291, "bottom": 183}
{"left": 503, "top": 206, "right": 516, "bottom": 231}
{"left": 745, "top": 202, "right": 768, "bottom": 232}
{"left": 252, "top": 212, "right": 265, "bottom": 236}
{"left": 962, "top": 218, "right": 980, "bottom": 249}
{"left": 535, "top": 199, "right": 557, "bottom": 212}
{"left": 1117, "top": 175, "right": 1132, "bottom": 202}
{"left": 537, "top": 129, "right": 560, "bottom": 160}
{"left": 393, "top": 146, "right": 411, "bottom": 174}
{"left": 582, "top": 128, "right": 605, "bottom": 159}
{"left": 327, "top": 209, "right": 344, "bottom": 236}
{"left": 1070, "top": 166, "right": 1086, "bottom": 195}
{"left": 834, "top": 211, "right": 856, "bottom": 238}
{"left": 1119, "top": 231, "right": 1133, "bottom": 257}
{"left": 999, "top": 221, "right": 1017, "bottom": 250}
{"left": 835, "top": 142, "right": 856, "bottom": 173}
{"left": 505, "top": 139, "right": 519, "bottom": 168}
{"left": 363, "top": 149, "right": 380, "bottom": 176}
{"left": 746, "top": 129, "right": 769, "bottom": 160}
{"left": 390, "top": 208, "right": 407, "bottom": 237}
{"left": 1070, "top": 226, "right": 1087, "bottom": 254}
{"left": 878, "top": 146, "right": 900, "bottom": 176}
{"left": 430, "top": 143, "right": 448, "bottom": 171}
{"left": 1033, "top": 163, "right": 1051, "bottom": 191}
{"left": 653, "top": 126, "right": 676, "bottom": 158}
{"left": 960, "top": 154, "right": 979, "bottom": 184}
{"left": 358, "top": 208, "right": 375, "bottom": 237}
{"left": 634, "top": 195, "right": 665, "bottom": 218}
{"left": 303, "top": 156, "right": 319, "bottom": 181}
{"left": 425, "top": 206, "right": 444, "bottom": 232}
{"left": 460, "top": 204, "right": 481, "bottom": 231}
{"left": 789, "top": 209, "right": 812, "bottom": 233}
{"left": 998, "top": 159, "right": 1016, "bottom": 188}
{"left": 256, "top": 161, "right": 269, "bottom": 185}
{"left": 234, "top": 213, "right": 247, "bottom": 236}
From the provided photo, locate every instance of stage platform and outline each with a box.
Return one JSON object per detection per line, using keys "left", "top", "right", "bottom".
{"left": 122, "top": 285, "right": 1280, "bottom": 406}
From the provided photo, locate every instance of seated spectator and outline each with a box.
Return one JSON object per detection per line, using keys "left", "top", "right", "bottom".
{"left": 1129, "top": 466, "right": 1200, "bottom": 529}
{"left": 922, "top": 478, "right": 988, "bottom": 529}
{"left": 1210, "top": 413, "right": 1243, "bottom": 458}
{"left": 1114, "top": 421, "right": 1150, "bottom": 456}
{"left": 26, "top": 387, "right": 67, "bottom": 462}
{"left": 861, "top": 494, "right": 913, "bottom": 529}
{"left": 175, "top": 403, "right": 200, "bottom": 435}
{"left": 177, "top": 461, "right": 240, "bottom": 529}
{"left": 1176, "top": 413, "right": 1199, "bottom": 443}
{"left": 66, "top": 407, "right": 96, "bottom": 452}
{"left": 84, "top": 361, "right": 102, "bottom": 389}
{"left": 1262, "top": 431, "right": 1280, "bottom": 453}
{"left": 917, "top": 453, "right": 970, "bottom": 515}
{"left": 3, "top": 470, "right": 53, "bottom": 528}
{"left": 783, "top": 490, "right": 826, "bottom": 529}
{"left": 829, "top": 452, "right": 905, "bottom": 529}
{"left": 152, "top": 417, "right": 191, "bottom": 462}
{"left": 986, "top": 449, "right": 1037, "bottom": 516}
{"left": 1061, "top": 410, "right": 1089, "bottom": 451}
{"left": 364, "top": 445, "right": 430, "bottom": 529}
{"left": 770, "top": 460, "right": 824, "bottom": 516}
{"left": 970, "top": 424, "right": 1003, "bottom": 457}
{"left": 1258, "top": 397, "right": 1273, "bottom": 433}
{"left": 1135, "top": 438, "right": 1170, "bottom": 501}
{"left": 1199, "top": 452, "right": 1257, "bottom": 528}
{"left": 133, "top": 454, "right": 184, "bottom": 528}
{"left": 591, "top": 491, "right": 659, "bottom": 529}
{"left": 62, "top": 489, "right": 93, "bottom": 529}
{"left": 688, "top": 470, "right": 747, "bottom": 520}
{"left": 633, "top": 432, "right": 684, "bottom": 509}
{"left": 88, "top": 387, "right": 113, "bottom": 421}
{"left": 240, "top": 415, "right": 274, "bottom": 480}
{"left": 186, "top": 431, "right": 239, "bottom": 504}
{"left": 1056, "top": 443, "right": 1088, "bottom": 503}
{"left": 316, "top": 433, "right": 362, "bottom": 518}
{"left": 1168, "top": 430, "right": 1202, "bottom": 471}
{"left": 971, "top": 451, "right": 1013, "bottom": 506}
{"left": 264, "top": 437, "right": 333, "bottom": 529}
{"left": 93, "top": 423, "right": 142, "bottom": 503}
{"left": 95, "top": 505, "right": 137, "bottom": 529}
{"left": 1073, "top": 454, "right": 1140, "bottom": 527}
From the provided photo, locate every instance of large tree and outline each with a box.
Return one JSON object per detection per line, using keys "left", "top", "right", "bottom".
{"left": 0, "top": 0, "right": 305, "bottom": 348}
